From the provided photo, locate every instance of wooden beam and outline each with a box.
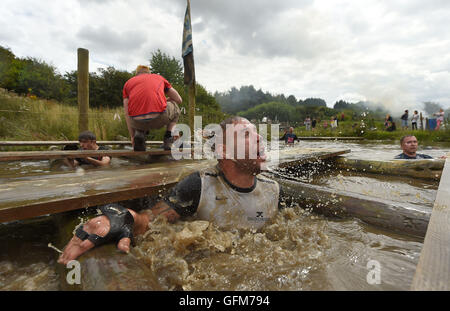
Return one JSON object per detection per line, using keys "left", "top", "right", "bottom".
{"left": 0, "top": 159, "right": 216, "bottom": 223}
{"left": 0, "top": 140, "right": 163, "bottom": 146}
{"left": 411, "top": 158, "right": 450, "bottom": 290}
{"left": 0, "top": 149, "right": 187, "bottom": 162}
{"left": 297, "top": 137, "right": 364, "bottom": 140}
{"left": 277, "top": 148, "right": 350, "bottom": 168}
{"left": 335, "top": 157, "right": 444, "bottom": 180}
{"left": 272, "top": 175, "right": 430, "bottom": 237}
{"left": 0, "top": 148, "right": 349, "bottom": 223}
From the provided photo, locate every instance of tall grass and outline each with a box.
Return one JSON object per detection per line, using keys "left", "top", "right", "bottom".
{"left": 2, "top": 88, "right": 450, "bottom": 145}
{"left": 0, "top": 89, "right": 166, "bottom": 143}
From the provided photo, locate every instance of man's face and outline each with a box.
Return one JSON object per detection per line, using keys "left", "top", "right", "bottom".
{"left": 223, "top": 120, "right": 266, "bottom": 174}
{"left": 79, "top": 139, "right": 96, "bottom": 150}
{"left": 401, "top": 136, "right": 418, "bottom": 155}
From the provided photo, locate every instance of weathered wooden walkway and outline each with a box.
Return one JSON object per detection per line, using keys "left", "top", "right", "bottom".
{"left": 297, "top": 137, "right": 364, "bottom": 140}
{"left": 0, "top": 140, "right": 163, "bottom": 146}
{"left": 0, "top": 149, "right": 175, "bottom": 162}
{"left": 335, "top": 157, "right": 445, "bottom": 180}
{"left": 0, "top": 148, "right": 350, "bottom": 223}
{"left": 411, "top": 158, "right": 450, "bottom": 290}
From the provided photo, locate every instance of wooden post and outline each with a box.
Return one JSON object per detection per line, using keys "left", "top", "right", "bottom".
{"left": 77, "top": 48, "right": 89, "bottom": 133}
{"left": 425, "top": 117, "right": 429, "bottom": 130}
{"left": 419, "top": 112, "right": 423, "bottom": 130}
{"left": 188, "top": 85, "right": 195, "bottom": 140}
{"left": 183, "top": 0, "right": 196, "bottom": 143}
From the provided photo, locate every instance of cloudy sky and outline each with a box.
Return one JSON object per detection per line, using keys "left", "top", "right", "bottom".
{"left": 1, "top": 0, "right": 449, "bottom": 114}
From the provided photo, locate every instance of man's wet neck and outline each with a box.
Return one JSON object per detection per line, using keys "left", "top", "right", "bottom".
{"left": 219, "top": 163, "right": 255, "bottom": 189}
{"left": 404, "top": 151, "right": 416, "bottom": 157}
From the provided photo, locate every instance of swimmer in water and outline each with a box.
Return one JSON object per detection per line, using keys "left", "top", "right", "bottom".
{"left": 58, "top": 116, "right": 289, "bottom": 265}
{"left": 395, "top": 135, "right": 447, "bottom": 159}
{"left": 280, "top": 127, "right": 299, "bottom": 145}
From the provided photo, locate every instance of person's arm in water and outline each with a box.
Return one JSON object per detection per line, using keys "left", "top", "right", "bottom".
{"left": 57, "top": 172, "right": 201, "bottom": 265}
{"left": 123, "top": 98, "right": 135, "bottom": 146}
{"left": 165, "top": 87, "right": 182, "bottom": 105}
{"left": 82, "top": 156, "right": 111, "bottom": 167}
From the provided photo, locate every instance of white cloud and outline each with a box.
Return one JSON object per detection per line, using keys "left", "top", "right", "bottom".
{"left": 1, "top": 0, "right": 449, "bottom": 111}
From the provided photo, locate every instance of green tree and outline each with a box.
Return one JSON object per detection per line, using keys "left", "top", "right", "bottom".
{"left": 238, "top": 102, "right": 296, "bottom": 122}
{"left": 0, "top": 46, "right": 21, "bottom": 90}
{"left": 149, "top": 49, "right": 183, "bottom": 86}
{"left": 15, "top": 57, "right": 69, "bottom": 101}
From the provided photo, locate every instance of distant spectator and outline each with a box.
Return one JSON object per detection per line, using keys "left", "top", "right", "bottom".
{"left": 385, "top": 114, "right": 396, "bottom": 131}
{"left": 330, "top": 116, "right": 337, "bottom": 129}
{"left": 281, "top": 127, "right": 299, "bottom": 145}
{"left": 304, "top": 116, "right": 311, "bottom": 131}
{"left": 434, "top": 108, "right": 445, "bottom": 130}
{"left": 311, "top": 118, "right": 317, "bottom": 130}
{"left": 411, "top": 110, "right": 419, "bottom": 130}
{"left": 400, "top": 110, "right": 409, "bottom": 130}
{"left": 341, "top": 112, "right": 345, "bottom": 121}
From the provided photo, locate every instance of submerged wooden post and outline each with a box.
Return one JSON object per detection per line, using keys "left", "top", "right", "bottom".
{"left": 78, "top": 48, "right": 89, "bottom": 133}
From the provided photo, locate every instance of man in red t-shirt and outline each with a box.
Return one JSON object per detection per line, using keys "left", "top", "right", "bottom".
{"left": 123, "top": 65, "right": 182, "bottom": 151}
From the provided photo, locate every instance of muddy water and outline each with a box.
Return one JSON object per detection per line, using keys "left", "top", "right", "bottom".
{"left": 0, "top": 141, "right": 447, "bottom": 290}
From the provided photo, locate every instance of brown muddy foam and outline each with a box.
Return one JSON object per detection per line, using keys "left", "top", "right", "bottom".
{"left": 133, "top": 205, "right": 330, "bottom": 290}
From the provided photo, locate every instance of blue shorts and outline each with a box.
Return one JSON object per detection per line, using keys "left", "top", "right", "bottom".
{"left": 401, "top": 119, "right": 408, "bottom": 127}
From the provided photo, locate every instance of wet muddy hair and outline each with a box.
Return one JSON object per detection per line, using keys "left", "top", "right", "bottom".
{"left": 78, "top": 130, "right": 96, "bottom": 142}
{"left": 219, "top": 116, "right": 247, "bottom": 133}
{"left": 400, "top": 135, "right": 415, "bottom": 145}
{"left": 212, "top": 116, "right": 248, "bottom": 156}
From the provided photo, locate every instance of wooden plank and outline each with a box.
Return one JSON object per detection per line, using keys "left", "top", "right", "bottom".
{"left": 0, "top": 159, "right": 216, "bottom": 223}
{"left": 411, "top": 158, "right": 450, "bottom": 290}
{"left": 297, "top": 137, "right": 364, "bottom": 140}
{"left": 0, "top": 148, "right": 187, "bottom": 162}
{"left": 0, "top": 148, "right": 349, "bottom": 223}
{"left": 277, "top": 148, "right": 350, "bottom": 168}
{"left": 272, "top": 175, "right": 431, "bottom": 237}
{"left": 335, "top": 157, "right": 445, "bottom": 180}
{"left": 0, "top": 140, "right": 163, "bottom": 146}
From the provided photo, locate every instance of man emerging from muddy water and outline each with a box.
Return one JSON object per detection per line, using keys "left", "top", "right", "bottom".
{"left": 58, "top": 116, "right": 288, "bottom": 264}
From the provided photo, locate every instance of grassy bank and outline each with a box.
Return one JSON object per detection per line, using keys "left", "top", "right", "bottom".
{"left": 2, "top": 88, "right": 450, "bottom": 146}
{"left": 293, "top": 119, "right": 450, "bottom": 143}
{"left": 0, "top": 88, "right": 166, "bottom": 146}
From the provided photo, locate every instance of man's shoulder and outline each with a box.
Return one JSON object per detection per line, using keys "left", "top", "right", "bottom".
{"left": 416, "top": 153, "right": 433, "bottom": 159}
{"left": 395, "top": 153, "right": 410, "bottom": 159}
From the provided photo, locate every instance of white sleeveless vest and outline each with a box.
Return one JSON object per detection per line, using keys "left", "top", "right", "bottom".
{"left": 196, "top": 167, "right": 280, "bottom": 230}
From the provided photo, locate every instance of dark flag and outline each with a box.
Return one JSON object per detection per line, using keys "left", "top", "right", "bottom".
{"left": 182, "top": 0, "right": 195, "bottom": 88}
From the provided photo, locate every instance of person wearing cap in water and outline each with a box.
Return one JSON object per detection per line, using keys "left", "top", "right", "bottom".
{"left": 64, "top": 131, "right": 111, "bottom": 168}
{"left": 123, "top": 65, "right": 183, "bottom": 151}
{"left": 58, "top": 116, "right": 289, "bottom": 264}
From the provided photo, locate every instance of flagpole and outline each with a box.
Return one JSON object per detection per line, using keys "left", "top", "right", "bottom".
{"left": 182, "top": 0, "right": 196, "bottom": 143}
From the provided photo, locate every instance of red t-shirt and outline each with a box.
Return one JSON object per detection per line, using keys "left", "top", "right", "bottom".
{"left": 122, "top": 74, "right": 172, "bottom": 117}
